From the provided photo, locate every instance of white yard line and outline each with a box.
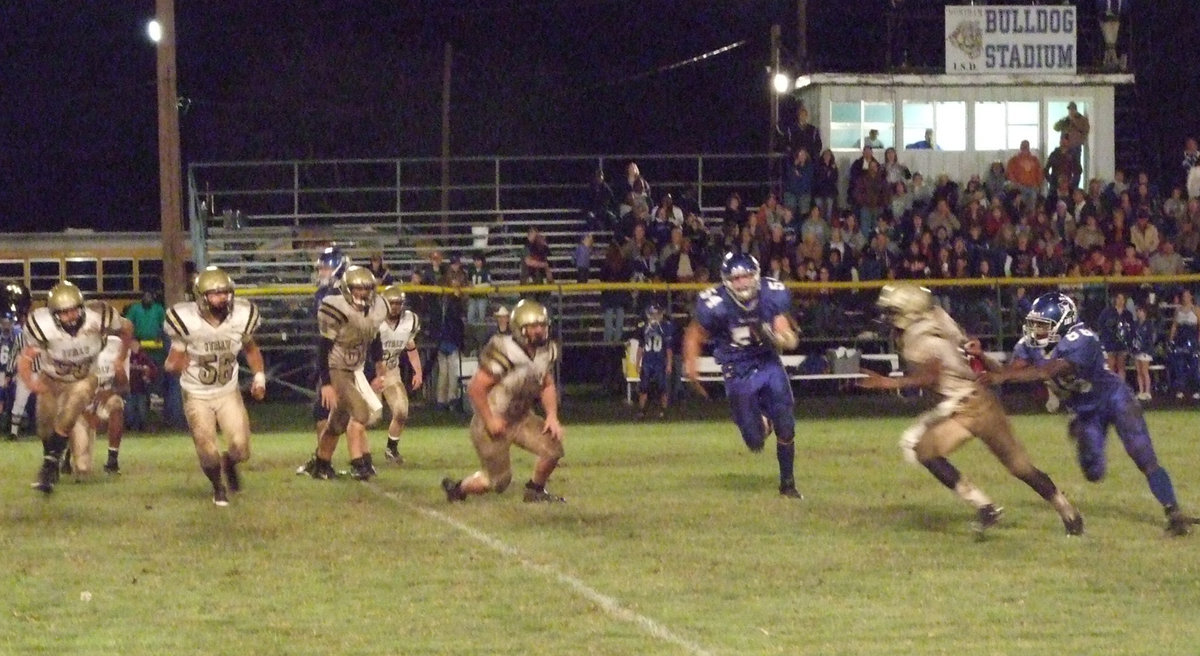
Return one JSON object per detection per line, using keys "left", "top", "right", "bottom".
{"left": 368, "top": 486, "right": 716, "bottom": 656}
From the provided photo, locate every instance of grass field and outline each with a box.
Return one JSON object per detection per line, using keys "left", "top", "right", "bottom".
{"left": 2, "top": 397, "right": 1198, "bottom": 655}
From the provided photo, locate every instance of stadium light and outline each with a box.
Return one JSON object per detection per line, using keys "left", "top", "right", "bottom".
{"left": 772, "top": 71, "right": 792, "bottom": 95}
{"left": 147, "top": 19, "right": 162, "bottom": 43}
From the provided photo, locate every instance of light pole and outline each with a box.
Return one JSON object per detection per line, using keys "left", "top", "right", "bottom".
{"left": 149, "top": 0, "right": 186, "bottom": 305}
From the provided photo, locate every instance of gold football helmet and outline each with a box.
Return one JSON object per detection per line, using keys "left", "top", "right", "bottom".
{"left": 47, "top": 281, "right": 85, "bottom": 333}
{"left": 380, "top": 284, "right": 406, "bottom": 318}
{"left": 340, "top": 266, "right": 377, "bottom": 311}
{"left": 510, "top": 298, "right": 550, "bottom": 348}
{"left": 194, "top": 266, "right": 235, "bottom": 320}
{"left": 877, "top": 283, "right": 933, "bottom": 330}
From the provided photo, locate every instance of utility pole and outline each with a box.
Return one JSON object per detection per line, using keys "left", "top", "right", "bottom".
{"left": 769, "top": 23, "right": 781, "bottom": 157}
{"left": 796, "top": 0, "right": 808, "bottom": 73}
{"left": 440, "top": 41, "right": 452, "bottom": 237}
{"left": 155, "top": 0, "right": 186, "bottom": 304}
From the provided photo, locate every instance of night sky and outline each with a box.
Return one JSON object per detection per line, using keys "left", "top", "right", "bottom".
{"left": 1, "top": 0, "right": 1197, "bottom": 234}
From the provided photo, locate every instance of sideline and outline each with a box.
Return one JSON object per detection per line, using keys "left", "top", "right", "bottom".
{"left": 367, "top": 486, "right": 716, "bottom": 656}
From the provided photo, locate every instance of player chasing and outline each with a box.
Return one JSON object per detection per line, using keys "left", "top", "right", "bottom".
{"left": 297, "top": 266, "right": 388, "bottom": 481}
{"left": 441, "top": 299, "right": 566, "bottom": 504}
{"left": 370, "top": 285, "right": 424, "bottom": 464}
{"left": 164, "top": 267, "right": 266, "bottom": 507}
{"left": 859, "top": 284, "right": 1083, "bottom": 536}
{"left": 979, "top": 292, "right": 1200, "bottom": 536}
{"left": 62, "top": 335, "right": 127, "bottom": 478}
{"left": 683, "top": 253, "right": 803, "bottom": 499}
{"left": 636, "top": 303, "right": 673, "bottom": 419}
{"left": 16, "top": 281, "right": 134, "bottom": 494}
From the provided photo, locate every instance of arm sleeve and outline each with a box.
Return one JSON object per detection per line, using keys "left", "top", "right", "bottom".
{"left": 368, "top": 334, "right": 383, "bottom": 367}
{"left": 316, "top": 337, "right": 334, "bottom": 385}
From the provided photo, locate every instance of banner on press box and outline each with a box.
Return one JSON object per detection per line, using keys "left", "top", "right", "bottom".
{"left": 945, "top": 5, "right": 1077, "bottom": 75}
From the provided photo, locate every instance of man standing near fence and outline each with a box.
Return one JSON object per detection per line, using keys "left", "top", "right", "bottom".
{"left": 683, "top": 253, "right": 803, "bottom": 498}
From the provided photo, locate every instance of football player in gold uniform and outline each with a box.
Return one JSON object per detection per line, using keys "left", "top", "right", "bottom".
{"left": 164, "top": 267, "right": 266, "bottom": 506}
{"left": 859, "top": 283, "right": 1083, "bottom": 536}
{"left": 17, "top": 281, "right": 134, "bottom": 494}
{"left": 298, "top": 266, "right": 389, "bottom": 481}
{"left": 441, "top": 299, "right": 566, "bottom": 503}
{"left": 370, "top": 285, "right": 423, "bottom": 464}
{"left": 63, "top": 335, "right": 127, "bottom": 478}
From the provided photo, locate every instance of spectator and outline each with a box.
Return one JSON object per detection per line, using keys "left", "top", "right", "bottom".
{"left": 847, "top": 146, "right": 878, "bottom": 197}
{"left": 1096, "top": 291, "right": 1134, "bottom": 380}
{"left": 431, "top": 278, "right": 467, "bottom": 412}
{"left": 522, "top": 227, "right": 553, "bottom": 284}
{"left": 485, "top": 305, "right": 511, "bottom": 341}
{"left": 861, "top": 129, "right": 884, "bottom": 149}
{"left": 599, "top": 243, "right": 632, "bottom": 343}
{"left": 465, "top": 252, "right": 492, "bottom": 325}
{"left": 682, "top": 211, "right": 710, "bottom": 258}
{"left": 1177, "top": 219, "right": 1200, "bottom": 258}
{"left": 799, "top": 205, "right": 830, "bottom": 247}
{"left": 782, "top": 148, "right": 814, "bottom": 220}
{"left": 1006, "top": 140, "right": 1044, "bottom": 214}
{"left": 909, "top": 171, "right": 934, "bottom": 213}
{"left": 905, "top": 128, "right": 939, "bottom": 150}
{"left": 722, "top": 191, "right": 748, "bottom": 229}
{"left": 1167, "top": 288, "right": 1200, "bottom": 400}
{"left": 1044, "top": 135, "right": 1082, "bottom": 202}
{"left": 651, "top": 192, "right": 684, "bottom": 227}
{"left": 661, "top": 236, "right": 698, "bottom": 284}
{"left": 125, "top": 340, "right": 158, "bottom": 432}
{"left": 925, "top": 198, "right": 961, "bottom": 236}
{"left": 124, "top": 289, "right": 166, "bottom": 395}
{"left": 1130, "top": 303, "right": 1157, "bottom": 401}
{"left": 1180, "top": 137, "right": 1200, "bottom": 191}
{"left": 1164, "top": 186, "right": 1188, "bottom": 228}
{"left": 784, "top": 104, "right": 823, "bottom": 162}
{"left": 1053, "top": 101, "right": 1091, "bottom": 157}
{"left": 573, "top": 233, "right": 594, "bottom": 283}
{"left": 1130, "top": 209, "right": 1161, "bottom": 258}
{"left": 365, "top": 252, "right": 395, "bottom": 286}
{"left": 984, "top": 161, "right": 1008, "bottom": 202}
{"left": 1119, "top": 244, "right": 1147, "bottom": 277}
{"left": 1074, "top": 215, "right": 1106, "bottom": 252}
{"left": 675, "top": 185, "right": 701, "bottom": 218}
{"left": 1102, "top": 168, "right": 1129, "bottom": 211}
{"left": 851, "top": 159, "right": 890, "bottom": 237}
{"left": 756, "top": 191, "right": 788, "bottom": 229}
{"left": 584, "top": 169, "right": 617, "bottom": 232}
{"left": 1149, "top": 239, "right": 1186, "bottom": 276}
{"left": 882, "top": 147, "right": 910, "bottom": 184}
{"left": 812, "top": 149, "right": 839, "bottom": 221}
{"left": 614, "top": 161, "right": 651, "bottom": 215}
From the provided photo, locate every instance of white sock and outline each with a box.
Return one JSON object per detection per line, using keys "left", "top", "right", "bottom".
{"left": 954, "top": 480, "right": 993, "bottom": 509}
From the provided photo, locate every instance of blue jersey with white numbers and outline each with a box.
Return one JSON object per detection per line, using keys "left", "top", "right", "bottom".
{"left": 638, "top": 320, "right": 674, "bottom": 370}
{"left": 1048, "top": 323, "right": 1125, "bottom": 412}
{"left": 694, "top": 278, "right": 792, "bottom": 378}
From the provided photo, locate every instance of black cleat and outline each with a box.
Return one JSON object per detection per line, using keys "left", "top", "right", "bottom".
{"left": 349, "top": 465, "right": 374, "bottom": 481}
{"left": 1062, "top": 512, "right": 1085, "bottom": 536}
{"left": 779, "top": 484, "right": 804, "bottom": 499}
{"left": 973, "top": 504, "right": 1004, "bottom": 534}
{"left": 104, "top": 461, "right": 121, "bottom": 475}
{"left": 1165, "top": 510, "right": 1198, "bottom": 537}
{"left": 33, "top": 463, "right": 56, "bottom": 494}
{"left": 212, "top": 484, "right": 229, "bottom": 507}
{"left": 441, "top": 477, "right": 467, "bottom": 502}
{"left": 384, "top": 447, "right": 404, "bottom": 465}
{"left": 222, "top": 453, "right": 240, "bottom": 493}
{"left": 522, "top": 486, "right": 566, "bottom": 504}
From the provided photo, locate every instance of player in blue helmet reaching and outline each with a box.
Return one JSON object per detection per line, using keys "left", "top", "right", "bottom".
{"left": 683, "top": 253, "right": 802, "bottom": 498}
{"left": 979, "top": 292, "right": 1199, "bottom": 536}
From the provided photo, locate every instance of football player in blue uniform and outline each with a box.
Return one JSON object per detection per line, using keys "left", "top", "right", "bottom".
{"left": 982, "top": 292, "right": 1199, "bottom": 536}
{"left": 310, "top": 247, "right": 349, "bottom": 435}
{"left": 636, "top": 304, "right": 674, "bottom": 419}
{"left": 683, "top": 253, "right": 802, "bottom": 498}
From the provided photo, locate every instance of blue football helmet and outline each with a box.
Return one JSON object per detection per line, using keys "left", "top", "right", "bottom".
{"left": 316, "top": 247, "right": 350, "bottom": 287}
{"left": 1024, "top": 292, "right": 1078, "bottom": 348}
{"left": 0, "top": 280, "right": 31, "bottom": 321}
{"left": 720, "top": 252, "right": 761, "bottom": 305}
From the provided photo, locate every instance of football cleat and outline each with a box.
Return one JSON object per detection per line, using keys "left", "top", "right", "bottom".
{"left": 1165, "top": 509, "right": 1199, "bottom": 537}
{"left": 441, "top": 477, "right": 467, "bottom": 502}
{"left": 384, "top": 447, "right": 404, "bottom": 464}
{"left": 104, "top": 460, "right": 121, "bottom": 475}
{"left": 222, "top": 453, "right": 241, "bottom": 493}
{"left": 1062, "top": 512, "right": 1085, "bottom": 537}
{"left": 972, "top": 504, "right": 1004, "bottom": 534}
{"left": 522, "top": 486, "right": 566, "bottom": 504}
{"left": 349, "top": 464, "right": 375, "bottom": 481}
{"left": 212, "top": 485, "right": 230, "bottom": 507}
{"left": 33, "top": 463, "right": 57, "bottom": 494}
{"left": 779, "top": 484, "right": 804, "bottom": 499}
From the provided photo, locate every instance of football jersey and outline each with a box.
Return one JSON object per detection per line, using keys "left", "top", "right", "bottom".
{"left": 23, "top": 301, "right": 120, "bottom": 383}
{"left": 94, "top": 335, "right": 128, "bottom": 392}
{"left": 379, "top": 310, "right": 420, "bottom": 375}
{"left": 477, "top": 334, "right": 558, "bottom": 424}
{"left": 164, "top": 298, "right": 261, "bottom": 399}
{"left": 317, "top": 293, "right": 388, "bottom": 372}
{"left": 693, "top": 277, "right": 791, "bottom": 377}
{"left": 637, "top": 320, "right": 674, "bottom": 369}
{"left": 1010, "top": 335, "right": 1051, "bottom": 365}
{"left": 1047, "top": 323, "right": 1124, "bottom": 412}
{"left": 899, "top": 307, "right": 976, "bottom": 401}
